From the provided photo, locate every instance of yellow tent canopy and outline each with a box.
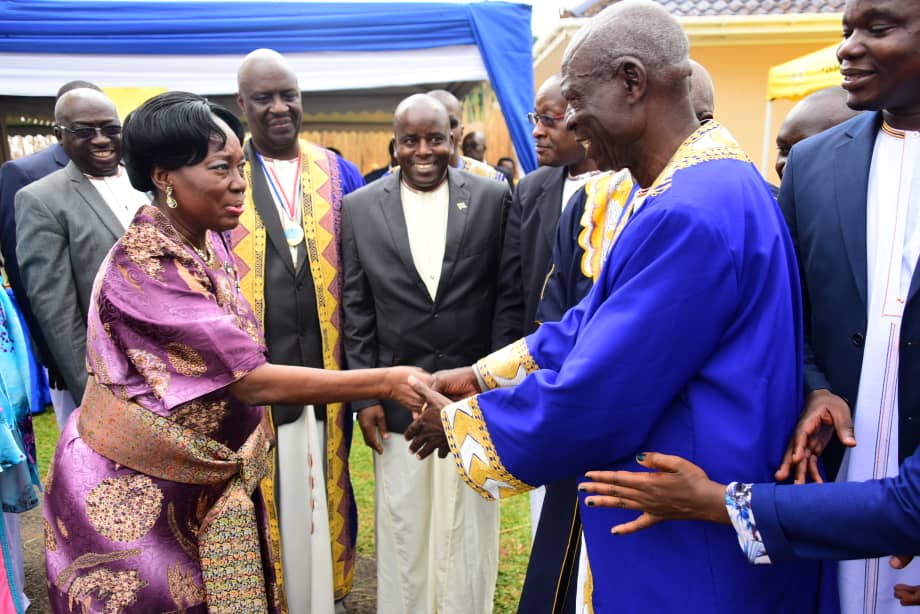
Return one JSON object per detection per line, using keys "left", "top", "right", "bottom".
{"left": 760, "top": 43, "right": 841, "bottom": 172}
{"left": 766, "top": 43, "right": 842, "bottom": 102}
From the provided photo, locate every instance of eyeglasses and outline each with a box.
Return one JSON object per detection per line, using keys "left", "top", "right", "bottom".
{"left": 527, "top": 112, "right": 566, "bottom": 128}
{"left": 56, "top": 124, "right": 122, "bottom": 140}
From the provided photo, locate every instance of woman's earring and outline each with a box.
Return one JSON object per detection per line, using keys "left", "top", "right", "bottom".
{"left": 166, "top": 185, "right": 178, "bottom": 209}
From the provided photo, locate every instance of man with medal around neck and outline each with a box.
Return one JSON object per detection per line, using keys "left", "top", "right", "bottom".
{"left": 233, "top": 48, "right": 364, "bottom": 613}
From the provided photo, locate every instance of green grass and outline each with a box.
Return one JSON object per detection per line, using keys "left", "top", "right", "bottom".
{"left": 348, "top": 441, "right": 531, "bottom": 613}
{"left": 32, "top": 408, "right": 59, "bottom": 481}
{"left": 33, "top": 409, "right": 531, "bottom": 612}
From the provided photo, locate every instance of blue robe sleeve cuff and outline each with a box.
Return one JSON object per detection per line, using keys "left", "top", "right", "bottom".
{"left": 440, "top": 395, "right": 535, "bottom": 501}
{"left": 474, "top": 338, "right": 539, "bottom": 390}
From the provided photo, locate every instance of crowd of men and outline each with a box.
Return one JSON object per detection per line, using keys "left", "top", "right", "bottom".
{"left": 0, "top": 0, "right": 918, "bottom": 611}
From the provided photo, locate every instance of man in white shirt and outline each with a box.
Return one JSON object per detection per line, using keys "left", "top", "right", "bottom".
{"left": 341, "top": 93, "right": 510, "bottom": 614}
{"left": 775, "top": 0, "right": 920, "bottom": 610}
{"left": 15, "top": 88, "right": 147, "bottom": 421}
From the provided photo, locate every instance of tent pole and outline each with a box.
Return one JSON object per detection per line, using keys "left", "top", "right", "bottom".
{"left": 760, "top": 100, "right": 773, "bottom": 177}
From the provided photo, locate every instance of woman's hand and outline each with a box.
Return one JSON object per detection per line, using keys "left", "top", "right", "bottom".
{"left": 579, "top": 452, "right": 729, "bottom": 535}
{"left": 384, "top": 366, "right": 433, "bottom": 412}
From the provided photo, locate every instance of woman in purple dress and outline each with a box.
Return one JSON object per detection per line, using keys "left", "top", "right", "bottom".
{"left": 42, "top": 92, "right": 428, "bottom": 614}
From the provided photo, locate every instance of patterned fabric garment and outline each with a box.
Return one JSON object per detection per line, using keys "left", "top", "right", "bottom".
{"left": 442, "top": 122, "right": 831, "bottom": 614}
{"left": 43, "top": 205, "right": 280, "bottom": 614}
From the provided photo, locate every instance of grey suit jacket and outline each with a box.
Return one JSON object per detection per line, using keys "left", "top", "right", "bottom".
{"left": 341, "top": 168, "right": 510, "bottom": 432}
{"left": 14, "top": 161, "right": 132, "bottom": 402}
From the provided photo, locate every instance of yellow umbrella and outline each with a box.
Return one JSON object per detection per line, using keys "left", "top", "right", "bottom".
{"left": 760, "top": 43, "right": 841, "bottom": 172}
{"left": 766, "top": 43, "right": 842, "bottom": 102}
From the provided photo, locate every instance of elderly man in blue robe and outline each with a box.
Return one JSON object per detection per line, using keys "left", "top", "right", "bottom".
{"left": 405, "top": 1, "right": 836, "bottom": 613}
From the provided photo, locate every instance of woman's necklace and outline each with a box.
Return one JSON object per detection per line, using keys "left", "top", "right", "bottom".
{"left": 183, "top": 233, "right": 215, "bottom": 268}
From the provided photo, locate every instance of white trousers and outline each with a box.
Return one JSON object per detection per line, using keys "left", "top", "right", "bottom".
{"left": 375, "top": 434, "right": 499, "bottom": 614}
{"left": 46, "top": 369, "right": 76, "bottom": 431}
{"left": 277, "top": 409, "right": 336, "bottom": 614}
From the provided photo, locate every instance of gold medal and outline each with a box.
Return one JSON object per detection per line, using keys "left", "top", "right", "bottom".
{"left": 284, "top": 222, "right": 304, "bottom": 247}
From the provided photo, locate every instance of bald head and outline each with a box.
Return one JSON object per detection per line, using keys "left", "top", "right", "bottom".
{"left": 689, "top": 59, "right": 715, "bottom": 122}
{"left": 394, "top": 94, "right": 449, "bottom": 131}
{"left": 236, "top": 48, "right": 302, "bottom": 159}
{"left": 559, "top": 0, "right": 696, "bottom": 184}
{"left": 237, "top": 48, "right": 298, "bottom": 90}
{"left": 54, "top": 88, "right": 121, "bottom": 177}
{"left": 564, "top": 0, "right": 690, "bottom": 88}
{"left": 775, "top": 86, "right": 860, "bottom": 178}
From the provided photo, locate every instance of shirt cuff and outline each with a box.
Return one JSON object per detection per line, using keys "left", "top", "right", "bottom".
{"left": 725, "top": 482, "right": 772, "bottom": 565}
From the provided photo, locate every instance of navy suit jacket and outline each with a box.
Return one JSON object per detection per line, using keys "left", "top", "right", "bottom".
{"left": 0, "top": 144, "right": 69, "bottom": 368}
{"left": 778, "top": 111, "right": 920, "bottom": 471}
{"left": 753, "top": 445, "right": 920, "bottom": 561}
{"left": 492, "top": 165, "right": 566, "bottom": 349}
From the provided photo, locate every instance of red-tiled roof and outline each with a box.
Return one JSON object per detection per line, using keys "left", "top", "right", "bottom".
{"left": 583, "top": 0, "right": 846, "bottom": 17}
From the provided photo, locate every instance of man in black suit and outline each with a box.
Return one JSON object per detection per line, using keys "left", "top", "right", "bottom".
{"left": 492, "top": 73, "right": 597, "bottom": 349}
{"left": 774, "top": 0, "right": 920, "bottom": 609}
{"left": 341, "top": 93, "right": 510, "bottom": 614}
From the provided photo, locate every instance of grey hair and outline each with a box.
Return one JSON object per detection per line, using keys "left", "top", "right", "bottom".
{"left": 563, "top": 0, "right": 690, "bottom": 84}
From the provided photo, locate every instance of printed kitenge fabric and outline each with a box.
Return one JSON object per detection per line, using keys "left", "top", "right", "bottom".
{"left": 232, "top": 140, "right": 357, "bottom": 601}
{"left": 0, "top": 274, "right": 41, "bottom": 614}
{"left": 442, "top": 122, "right": 832, "bottom": 613}
{"left": 43, "top": 205, "right": 280, "bottom": 613}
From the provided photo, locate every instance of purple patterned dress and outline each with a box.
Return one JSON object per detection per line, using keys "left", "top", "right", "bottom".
{"left": 43, "top": 205, "right": 279, "bottom": 613}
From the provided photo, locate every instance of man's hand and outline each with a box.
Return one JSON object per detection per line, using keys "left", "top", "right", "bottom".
{"left": 775, "top": 389, "right": 856, "bottom": 484}
{"left": 893, "top": 584, "right": 920, "bottom": 606}
{"left": 47, "top": 366, "right": 66, "bottom": 390}
{"left": 357, "top": 404, "right": 389, "bottom": 455}
{"left": 404, "top": 376, "right": 452, "bottom": 459}
{"left": 431, "top": 366, "right": 481, "bottom": 401}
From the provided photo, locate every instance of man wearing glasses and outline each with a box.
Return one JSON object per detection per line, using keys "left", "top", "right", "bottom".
{"left": 15, "top": 87, "right": 147, "bottom": 422}
{"left": 491, "top": 72, "right": 599, "bottom": 614}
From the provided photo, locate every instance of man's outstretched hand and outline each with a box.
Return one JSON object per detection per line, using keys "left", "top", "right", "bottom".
{"left": 431, "top": 366, "right": 481, "bottom": 401}
{"left": 404, "top": 376, "right": 452, "bottom": 459}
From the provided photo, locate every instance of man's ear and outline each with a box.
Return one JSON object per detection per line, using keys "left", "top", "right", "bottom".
{"left": 235, "top": 93, "right": 245, "bottom": 112}
{"left": 52, "top": 125, "right": 64, "bottom": 144}
{"left": 621, "top": 59, "right": 647, "bottom": 102}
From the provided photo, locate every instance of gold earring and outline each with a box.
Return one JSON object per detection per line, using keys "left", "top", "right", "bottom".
{"left": 166, "top": 185, "right": 178, "bottom": 209}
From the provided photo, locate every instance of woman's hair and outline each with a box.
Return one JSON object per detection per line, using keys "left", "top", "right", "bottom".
{"left": 122, "top": 91, "right": 246, "bottom": 194}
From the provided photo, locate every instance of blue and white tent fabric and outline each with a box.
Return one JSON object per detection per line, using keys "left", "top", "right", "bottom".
{"left": 0, "top": 0, "right": 538, "bottom": 171}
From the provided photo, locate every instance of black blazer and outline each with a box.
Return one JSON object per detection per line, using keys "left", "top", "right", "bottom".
{"left": 492, "top": 165, "right": 567, "bottom": 349}
{"left": 779, "top": 111, "right": 920, "bottom": 469}
{"left": 0, "top": 143, "right": 69, "bottom": 368}
{"left": 341, "top": 168, "right": 510, "bottom": 433}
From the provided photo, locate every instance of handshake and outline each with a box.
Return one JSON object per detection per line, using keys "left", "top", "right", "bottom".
{"left": 359, "top": 366, "right": 483, "bottom": 459}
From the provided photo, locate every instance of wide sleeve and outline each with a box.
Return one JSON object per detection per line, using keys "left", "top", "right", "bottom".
{"left": 752, "top": 447, "right": 920, "bottom": 561}
{"left": 778, "top": 148, "right": 831, "bottom": 395}
{"left": 90, "top": 236, "right": 266, "bottom": 410}
{"left": 340, "top": 195, "right": 380, "bottom": 410}
{"left": 442, "top": 204, "right": 739, "bottom": 500}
